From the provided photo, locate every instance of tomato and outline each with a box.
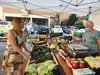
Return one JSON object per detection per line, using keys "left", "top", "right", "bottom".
{"left": 72, "top": 61, "right": 79, "bottom": 69}
{"left": 71, "top": 58, "right": 76, "bottom": 65}
{"left": 79, "top": 61, "right": 85, "bottom": 68}
{"left": 71, "top": 60, "right": 74, "bottom": 65}
{"left": 79, "top": 63, "right": 85, "bottom": 68}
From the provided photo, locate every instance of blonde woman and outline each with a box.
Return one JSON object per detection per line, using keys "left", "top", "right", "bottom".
{"left": 2, "top": 18, "right": 31, "bottom": 75}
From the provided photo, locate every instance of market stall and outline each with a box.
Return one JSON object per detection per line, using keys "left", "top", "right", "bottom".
{"left": 24, "top": 40, "right": 66, "bottom": 75}
{"left": 24, "top": 37, "right": 100, "bottom": 75}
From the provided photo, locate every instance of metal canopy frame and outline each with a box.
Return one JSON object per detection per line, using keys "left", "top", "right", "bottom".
{"left": 0, "top": 0, "right": 100, "bottom": 15}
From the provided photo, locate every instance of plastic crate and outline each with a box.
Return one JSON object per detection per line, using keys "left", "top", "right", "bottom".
{"left": 52, "top": 65, "right": 65, "bottom": 75}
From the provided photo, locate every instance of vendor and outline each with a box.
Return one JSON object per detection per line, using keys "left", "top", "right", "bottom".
{"left": 73, "top": 20, "right": 100, "bottom": 57}
{"left": 2, "top": 18, "right": 31, "bottom": 75}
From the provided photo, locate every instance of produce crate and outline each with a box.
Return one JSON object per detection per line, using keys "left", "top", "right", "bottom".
{"left": 73, "top": 68, "right": 95, "bottom": 75}
{"left": 66, "top": 44, "right": 91, "bottom": 58}
{"left": 93, "top": 69, "right": 100, "bottom": 75}
{"left": 65, "top": 59, "right": 95, "bottom": 75}
{"left": 84, "top": 56, "right": 100, "bottom": 75}
{"left": 52, "top": 65, "right": 65, "bottom": 75}
{"left": 85, "top": 63, "right": 100, "bottom": 75}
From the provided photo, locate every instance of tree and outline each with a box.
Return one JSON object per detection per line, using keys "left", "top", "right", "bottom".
{"left": 67, "top": 14, "right": 78, "bottom": 26}
{"left": 61, "top": 19, "right": 68, "bottom": 25}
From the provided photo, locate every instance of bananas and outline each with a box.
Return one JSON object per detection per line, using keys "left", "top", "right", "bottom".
{"left": 95, "top": 56, "right": 100, "bottom": 61}
{"left": 84, "top": 56, "right": 100, "bottom": 69}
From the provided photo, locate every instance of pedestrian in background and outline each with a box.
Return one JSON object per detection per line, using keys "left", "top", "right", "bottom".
{"left": 27, "top": 23, "right": 32, "bottom": 34}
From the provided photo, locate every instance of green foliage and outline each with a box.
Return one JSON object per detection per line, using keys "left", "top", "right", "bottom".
{"left": 75, "top": 22, "right": 84, "bottom": 29}
{"left": 74, "top": 32, "right": 82, "bottom": 38}
{"left": 61, "top": 14, "right": 78, "bottom": 26}
{"left": 75, "top": 24, "right": 84, "bottom": 29}
{"left": 61, "top": 19, "right": 68, "bottom": 26}
{"left": 67, "top": 14, "right": 78, "bottom": 26}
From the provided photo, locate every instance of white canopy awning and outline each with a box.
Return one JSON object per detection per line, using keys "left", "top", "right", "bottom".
{"left": 0, "top": 0, "right": 100, "bottom": 15}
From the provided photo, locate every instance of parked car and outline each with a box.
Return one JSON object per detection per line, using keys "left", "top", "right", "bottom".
{"left": 76, "top": 28, "right": 86, "bottom": 33}
{"left": 69, "top": 26, "right": 79, "bottom": 31}
{"left": 51, "top": 25, "right": 63, "bottom": 33}
{"left": 38, "top": 25, "right": 49, "bottom": 34}
{"left": 50, "top": 25, "right": 63, "bottom": 36}
{"left": 0, "top": 21, "right": 12, "bottom": 36}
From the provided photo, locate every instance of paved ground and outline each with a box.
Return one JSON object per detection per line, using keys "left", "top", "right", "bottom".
{"left": 0, "top": 42, "right": 7, "bottom": 75}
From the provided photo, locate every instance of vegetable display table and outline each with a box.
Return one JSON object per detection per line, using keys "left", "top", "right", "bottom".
{"left": 51, "top": 51, "right": 73, "bottom": 75}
